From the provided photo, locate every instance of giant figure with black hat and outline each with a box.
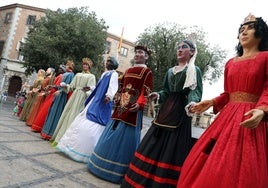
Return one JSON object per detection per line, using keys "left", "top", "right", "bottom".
{"left": 87, "top": 45, "right": 153, "bottom": 183}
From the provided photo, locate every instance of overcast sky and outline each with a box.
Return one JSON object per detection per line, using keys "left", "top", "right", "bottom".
{"left": 1, "top": 0, "right": 267, "bottom": 100}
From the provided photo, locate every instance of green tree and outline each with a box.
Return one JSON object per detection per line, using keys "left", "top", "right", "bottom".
{"left": 22, "top": 7, "right": 108, "bottom": 78}
{"left": 136, "top": 23, "right": 227, "bottom": 91}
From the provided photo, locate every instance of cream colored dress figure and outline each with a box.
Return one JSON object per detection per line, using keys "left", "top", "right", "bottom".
{"left": 51, "top": 58, "right": 96, "bottom": 146}
{"left": 56, "top": 56, "right": 119, "bottom": 163}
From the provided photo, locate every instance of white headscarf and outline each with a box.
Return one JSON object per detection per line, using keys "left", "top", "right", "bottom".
{"left": 183, "top": 42, "right": 197, "bottom": 90}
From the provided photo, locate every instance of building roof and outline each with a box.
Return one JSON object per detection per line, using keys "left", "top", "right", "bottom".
{"left": 0, "top": 3, "right": 46, "bottom": 12}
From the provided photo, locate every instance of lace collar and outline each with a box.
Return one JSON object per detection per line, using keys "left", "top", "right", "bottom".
{"left": 133, "top": 64, "right": 147, "bottom": 68}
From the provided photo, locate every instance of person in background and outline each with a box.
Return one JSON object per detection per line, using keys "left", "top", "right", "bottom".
{"left": 56, "top": 56, "right": 119, "bottom": 163}
{"left": 1, "top": 90, "right": 8, "bottom": 103}
{"left": 50, "top": 57, "right": 96, "bottom": 146}
{"left": 87, "top": 45, "right": 153, "bottom": 183}
{"left": 121, "top": 40, "right": 203, "bottom": 188}
{"left": 41, "top": 60, "right": 75, "bottom": 140}
{"left": 13, "top": 103, "right": 19, "bottom": 115}
{"left": 177, "top": 14, "right": 268, "bottom": 188}
{"left": 31, "top": 65, "right": 66, "bottom": 132}
{"left": 16, "top": 92, "right": 26, "bottom": 117}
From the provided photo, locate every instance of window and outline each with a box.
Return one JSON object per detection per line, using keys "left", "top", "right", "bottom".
{"left": 119, "top": 47, "right": 128, "bottom": 56}
{"left": 0, "top": 41, "right": 4, "bottom": 55}
{"left": 4, "top": 12, "right": 12, "bottom": 24}
{"left": 18, "top": 41, "right": 24, "bottom": 61}
{"left": 26, "top": 15, "right": 36, "bottom": 25}
{"left": 105, "top": 41, "right": 111, "bottom": 54}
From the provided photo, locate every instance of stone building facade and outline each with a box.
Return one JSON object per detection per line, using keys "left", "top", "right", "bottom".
{"left": 0, "top": 3, "right": 135, "bottom": 97}
{"left": 105, "top": 33, "right": 135, "bottom": 75}
{"left": 0, "top": 3, "right": 46, "bottom": 96}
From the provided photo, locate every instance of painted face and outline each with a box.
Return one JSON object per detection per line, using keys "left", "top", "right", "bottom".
{"left": 176, "top": 42, "right": 193, "bottom": 62}
{"left": 82, "top": 63, "right": 90, "bottom": 71}
{"left": 65, "top": 62, "right": 74, "bottom": 72}
{"left": 134, "top": 49, "right": 148, "bottom": 64}
{"left": 239, "top": 22, "right": 261, "bottom": 48}
{"left": 46, "top": 68, "right": 51, "bottom": 76}
{"left": 58, "top": 68, "right": 64, "bottom": 74}
{"left": 177, "top": 44, "right": 190, "bottom": 50}
{"left": 105, "top": 60, "right": 113, "bottom": 70}
{"left": 38, "top": 69, "right": 45, "bottom": 77}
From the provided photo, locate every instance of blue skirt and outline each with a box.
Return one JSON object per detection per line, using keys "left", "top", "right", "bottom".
{"left": 87, "top": 110, "right": 143, "bottom": 183}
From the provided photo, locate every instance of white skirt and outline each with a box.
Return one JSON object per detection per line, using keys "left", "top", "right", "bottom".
{"left": 56, "top": 103, "right": 105, "bottom": 163}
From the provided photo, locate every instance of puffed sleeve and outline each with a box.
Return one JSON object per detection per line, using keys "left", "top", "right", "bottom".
{"left": 85, "top": 74, "right": 96, "bottom": 97}
{"left": 106, "top": 71, "right": 119, "bottom": 100}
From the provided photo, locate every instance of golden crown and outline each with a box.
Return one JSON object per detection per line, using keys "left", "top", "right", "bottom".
{"left": 243, "top": 13, "right": 256, "bottom": 24}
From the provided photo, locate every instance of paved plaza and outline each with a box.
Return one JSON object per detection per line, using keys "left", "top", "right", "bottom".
{"left": 0, "top": 97, "right": 153, "bottom": 188}
{"left": 0, "top": 96, "right": 206, "bottom": 187}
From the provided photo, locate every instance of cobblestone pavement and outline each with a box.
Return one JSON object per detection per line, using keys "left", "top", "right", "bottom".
{"left": 0, "top": 97, "right": 153, "bottom": 188}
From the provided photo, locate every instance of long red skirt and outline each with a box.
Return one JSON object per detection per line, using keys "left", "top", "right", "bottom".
{"left": 177, "top": 102, "right": 268, "bottom": 188}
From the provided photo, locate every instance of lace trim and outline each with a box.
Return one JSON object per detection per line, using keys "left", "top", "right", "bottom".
{"left": 133, "top": 64, "right": 147, "bottom": 68}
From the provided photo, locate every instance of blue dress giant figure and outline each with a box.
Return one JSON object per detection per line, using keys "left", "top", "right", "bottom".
{"left": 87, "top": 46, "right": 153, "bottom": 183}
{"left": 41, "top": 60, "right": 75, "bottom": 140}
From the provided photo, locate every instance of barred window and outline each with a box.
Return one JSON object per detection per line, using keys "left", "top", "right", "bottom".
{"left": 26, "top": 15, "right": 36, "bottom": 25}
{"left": 105, "top": 41, "right": 111, "bottom": 54}
{"left": 119, "top": 47, "right": 128, "bottom": 56}
{"left": 0, "top": 41, "right": 4, "bottom": 55}
{"left": 4, "top": 12, "right": 12, "bottom": 24}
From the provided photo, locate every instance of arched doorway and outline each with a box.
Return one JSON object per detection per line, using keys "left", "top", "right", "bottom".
{"left": 8, "top": 76, "right": 22, "bottom": 97}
